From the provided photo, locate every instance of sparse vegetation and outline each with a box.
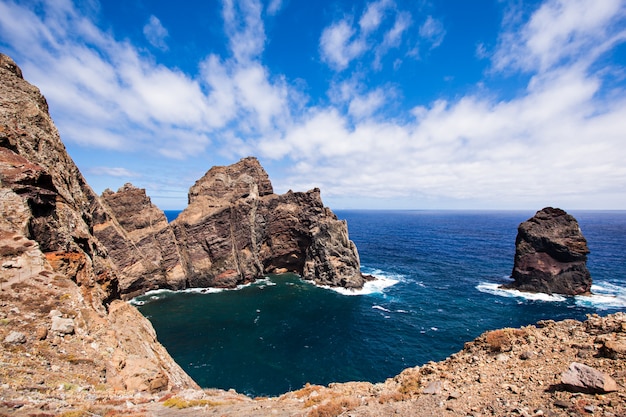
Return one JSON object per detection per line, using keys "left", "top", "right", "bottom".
{"left": 307, "top": 397, "right": 359, "bottom": 417}
{"left": 161, "top": 396, "right": 221, "bottom": 409}
{"left": 485, "top": 327, "right": 528, "bottom": 352}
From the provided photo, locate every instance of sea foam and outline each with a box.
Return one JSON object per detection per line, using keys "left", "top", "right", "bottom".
{"left": 477, "top": 280, "right": 626, "bottom": 309}
{"left": 322, "top": 273, "right": 400, "bottom": 296}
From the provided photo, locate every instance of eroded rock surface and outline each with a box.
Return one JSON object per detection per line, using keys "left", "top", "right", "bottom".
{"left": 97, "top": 157, "right": 366, "bottom": 295}
{"left": 504, "top": 207, "right": 592, "bottom": 295}
{"left": 99, "top": 183, "right": 186, "bottom": 296}
{"left": 0, "top": 53, "right": 197, "bottom": 396}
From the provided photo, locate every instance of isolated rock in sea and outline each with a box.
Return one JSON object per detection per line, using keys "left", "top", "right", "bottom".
{"left": 0, "top": 53, "right": 197, "bottom": 392}
{"left": 99, "top": 183, "right": 186, "bottom": 296}
{"left": 171, "top": 157, "right": 366, "bottom": 289}
{"left": 504, "top": 207, "right": 592, "bottom": 295}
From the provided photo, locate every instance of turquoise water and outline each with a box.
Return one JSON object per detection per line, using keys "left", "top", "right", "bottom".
{"left": 136, "top": 210, "right": 626, "bottom": 397}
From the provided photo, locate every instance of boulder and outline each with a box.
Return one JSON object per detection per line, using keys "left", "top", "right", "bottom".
{"left": 561, "top": 362, "right": 617, "bottom": 393}
{"left": 504, "top": 207, "right": 592, "bottom": 295}
{"left": 51, "top": 317, "right": 75, "bottom": 335}
{"left": 4, "top": 331, "right": 26, "bottom": 344}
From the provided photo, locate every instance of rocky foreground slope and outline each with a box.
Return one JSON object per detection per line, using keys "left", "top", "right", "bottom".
{"left": 1, "top": 53, "right": 624, "bottom": 416}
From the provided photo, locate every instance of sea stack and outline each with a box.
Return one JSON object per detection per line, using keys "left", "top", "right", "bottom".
{"left": 95, "top": 157, "right": 367, "bottom": 296}
{"left": 170, "top": 157, "right": 366, "bottom": 290}
{"left": 504, "top": 207, "right": 592, "bottom": 296}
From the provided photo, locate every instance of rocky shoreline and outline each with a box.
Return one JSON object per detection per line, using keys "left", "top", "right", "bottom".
{"left": 1, "top": 52, "right": 624, "bottom": 416}
{"left": 2, "top": 311, "right": 624, "bottom": 416}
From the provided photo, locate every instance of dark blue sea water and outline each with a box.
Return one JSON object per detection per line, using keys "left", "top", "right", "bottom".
{"left": 137, "top": 210, "right": 626, "bottom": 397}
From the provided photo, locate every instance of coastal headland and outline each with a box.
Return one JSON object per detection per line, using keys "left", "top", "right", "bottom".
{"left": 1, "top": 53, "right": 624, "bottom": 416}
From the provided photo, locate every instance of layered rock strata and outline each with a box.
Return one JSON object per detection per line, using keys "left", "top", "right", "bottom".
{"left": 505, "top": 207, "right": 592, "bottom": 295}
{"left": 0, "top": 53, "right": 197, "bottom": 392}
{"left": 98, "top": 184, "right": 186, "bottom": 297}
{"left": 99, "top": 157, "right": 366, "bottom": 295}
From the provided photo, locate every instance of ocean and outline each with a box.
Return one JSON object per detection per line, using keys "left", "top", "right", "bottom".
{"left": 133, "top": 210, "right": 626, "bottom": 397}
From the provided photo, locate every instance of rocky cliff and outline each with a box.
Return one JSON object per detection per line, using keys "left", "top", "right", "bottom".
{"left": 504, "top": 207, "right": 592, "bottom": 295}
{"left": 0, "top": 53, "right": 197, "bottom": 394}
{"left": 1, "top": 54, "right": 625, "bottom": 417}
{"left": 97, "top": 157, "right": 366, "bottom": 296}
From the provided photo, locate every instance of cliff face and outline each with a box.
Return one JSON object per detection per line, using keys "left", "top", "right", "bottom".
{"left": 98, "top": 157, "right": 365, "bottom": 295}
{"left": 173, "top": 157, "right": 364, "bottom": 289}
{"left": 0, "top": 53, "right": 197, "bottom": 393}
{"left": 98, "top": 184, "right": 187, "bottom": 296}
{"left": 505, "top": 207, "right": 592, "bottom": 295}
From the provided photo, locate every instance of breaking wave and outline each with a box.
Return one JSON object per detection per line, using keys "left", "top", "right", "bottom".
{"left": 476, "top": 280, "right": 626, "bottom": 309}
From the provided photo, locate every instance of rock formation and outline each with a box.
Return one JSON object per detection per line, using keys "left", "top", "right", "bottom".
{"left": 98, "top": 183, "right": 186, "bottom": 296}
{"left": 0, "top": 53, "right": 196, "bottom": 393}
{"left": 173, "top": 157, "right": 364, "bottom": 289}
{"left": 97, "top": 157, "right": 366, "bottom": 296}
{"left": 505, "top": 207, "right": 592, "bottom": 295}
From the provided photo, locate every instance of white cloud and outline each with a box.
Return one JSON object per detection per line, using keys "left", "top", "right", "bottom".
{"left": 492, "top": 0, "right": 626, "bottom": 73}
{"left": 359, "top": 0, "right": 392, "bottom": 34}
{"left": 223, "top": 0, "right": 266, "bottom": 62}
{"left": 264, "top": 1, "right": 626, "bottom": 208}
{"left": 319, "top": 20, "right": 366, "bottom": 71}
{"left": 143, "top": 15, "right": 169, "bottom": 51}
{"left": 320, "top": 0, "right": 413, "bottom": 71}
{"left": 348, "top": 89, "right": 386, "bottom": 119}
{"left": 89, "top": 167, "right": 140, "bottom": 177}
{"left": 419, "top": 16, "right": 445, "bottom": 49}
{"left": 267, "top": 0, "right": 283, "bottom": 16}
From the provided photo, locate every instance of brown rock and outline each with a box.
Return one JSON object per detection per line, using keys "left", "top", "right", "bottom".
{"left": 0, "top": 53, "right": 198, "bottom": 397}
{"left": 98, "top": 183, "right": 186, "bottom": 296}
{"left": 599, "top": 339, "right": 626, "bottom": 359}
{"left": 561, "top": 362, "right": 618, "bottom": 393}
{"left": 168, "top": 157, "right": 365, "bottom": 289}
{"left": 504, "top": 207, "right": 592, "bottom": 295}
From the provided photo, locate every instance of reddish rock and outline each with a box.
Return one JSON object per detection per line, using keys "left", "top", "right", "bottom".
{"left": 505, "top": 207, "right": 592, "bottom": 295}
{"left": 561, "top": 362, "right": 618, "bottom": 393}
{"left": 171, "top": 157, "right": 366, "bottom": 289}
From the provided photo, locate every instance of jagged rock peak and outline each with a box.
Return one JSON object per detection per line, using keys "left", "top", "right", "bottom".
{"left": 0, "top": 53, "right": 23, "bottom": 79}
{"left": 504, "top": 207, "right": 592, "bottom": 296}
{"left": 188, "top": 156, "right": 273, "bottom": 206}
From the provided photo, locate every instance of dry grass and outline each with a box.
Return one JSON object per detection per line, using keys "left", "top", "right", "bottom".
{"left": 293, "top": 383, "right": 324, "bottom": 399}
{"left": 307, "top": 397, "right": 360, "bottom": 417}
{"left": 161, "top": 397, "right": 222, "bottom": 409}
{"left": 484, "top": 328, "right": 527, "bottom": 352}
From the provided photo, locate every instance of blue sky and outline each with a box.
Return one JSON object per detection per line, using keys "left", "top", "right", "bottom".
{"left": 1, "top": 0, "right": 626, "bottom": 210}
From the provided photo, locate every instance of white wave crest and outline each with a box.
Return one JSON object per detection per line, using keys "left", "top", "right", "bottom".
{"left": 477, "top": 280, "right": 626, "bottom": 309}
{"left": 372, "top": 305, "right": 391, "bottom": 312}
{"left": 575, "top": 282, "right": 626, "bottom": 310}
{"left": 323, "top": 274, "right": 399, "bottom": 296}
{"left": 476, "top": 283, "right": 567, "bottom": 302}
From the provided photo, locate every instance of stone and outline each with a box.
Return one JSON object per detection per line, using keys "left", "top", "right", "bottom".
{"left": 598, "top": 339, "right": 626, "bottom": 359}
{"left": 51, "top": 317, "right": 75, "bottom": 335}
{"left": 561, "top": 362, "right": 618, "bottom": 393}
{"left": 4, "top": 331, "right": 26, "bottom": 344}
{"left": 504, "top": 207, "right": 592, "bottom": 295}
{"left": 423, "top": 381, "right": 442, "bottom": 395}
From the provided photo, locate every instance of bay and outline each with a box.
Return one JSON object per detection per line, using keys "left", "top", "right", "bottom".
{"left": 137, "top": 210, "right": 626, "bottom": 397}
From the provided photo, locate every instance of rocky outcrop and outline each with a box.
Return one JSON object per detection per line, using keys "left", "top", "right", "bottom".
{"left": 504, "top": 207, "right": 592, "bottom": 295}
{"left": 99, "top": 157, "right": 366, "bottom": 294}
{"left": 171, "top": 157, "right": 365, "bottom": 289}
{"left": 98, "top": 183, "right": 186, "bottom": 296}
{"left": 0, "top": 53, "right": 197, "bottom": 393}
